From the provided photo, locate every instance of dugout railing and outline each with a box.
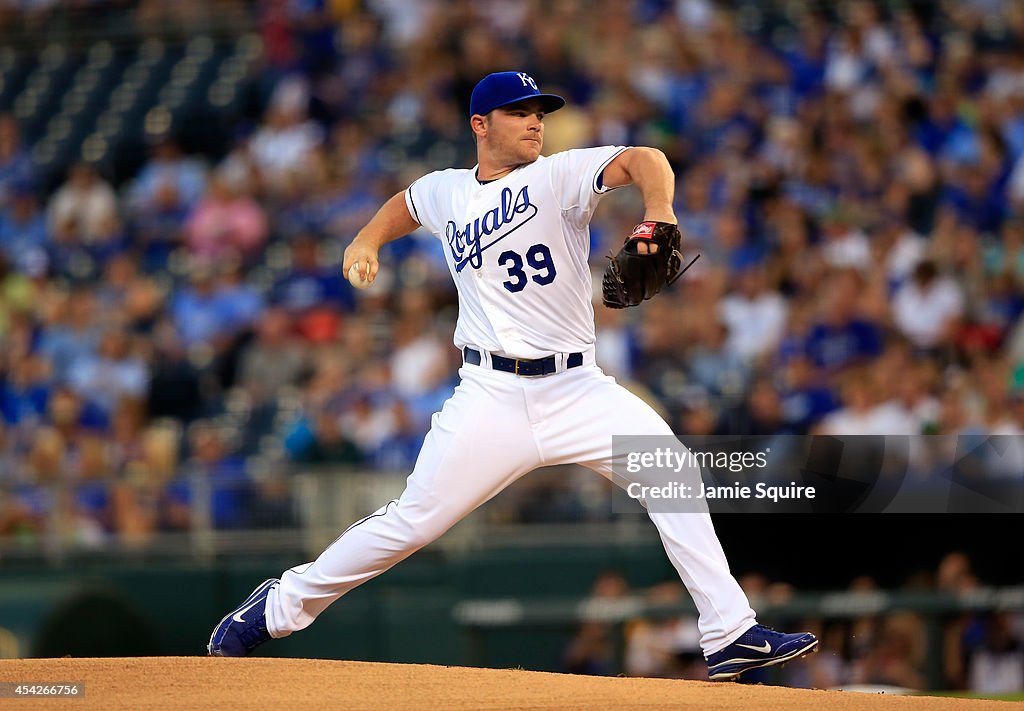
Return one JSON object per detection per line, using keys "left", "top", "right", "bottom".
{"left": 453, "top": 587, "right": 1024, "bottom": 691}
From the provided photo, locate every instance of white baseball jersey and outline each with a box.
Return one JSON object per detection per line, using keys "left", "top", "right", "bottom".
{"left": 405, "top": 146, "right": 627, "bottom": 359}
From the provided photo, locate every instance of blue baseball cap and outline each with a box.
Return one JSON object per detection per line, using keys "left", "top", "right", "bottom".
{"left": 469, "top": 72, "right": 565, "bottom": 118}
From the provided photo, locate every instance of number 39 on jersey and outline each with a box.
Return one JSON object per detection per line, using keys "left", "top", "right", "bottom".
{"left": 498, "top": 243, "right": 556, "bottom": 293}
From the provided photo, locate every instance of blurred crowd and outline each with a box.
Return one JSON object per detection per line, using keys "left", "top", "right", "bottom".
{"left": 565, "top": 552, "right": 1024, "bottom": 694}
{"left": 4, "top": 0, "right": 1024, "bottom": 545}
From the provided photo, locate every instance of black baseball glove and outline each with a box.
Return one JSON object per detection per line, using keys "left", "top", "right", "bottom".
{"left": 601, "top": 221, "right": 697, "bottom": 308}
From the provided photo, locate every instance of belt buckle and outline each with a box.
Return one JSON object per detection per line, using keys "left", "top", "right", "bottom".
{"left": 515, "top": 359, "right": 520, "bottom": 375}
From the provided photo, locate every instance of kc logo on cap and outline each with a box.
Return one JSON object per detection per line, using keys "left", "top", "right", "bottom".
{"left": 517, "top": 73, "right": 538, "bottom": 90}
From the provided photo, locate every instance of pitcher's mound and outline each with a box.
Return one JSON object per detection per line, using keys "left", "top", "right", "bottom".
{"left": 0, "top": 657, "right": 1011, "bottom": 710}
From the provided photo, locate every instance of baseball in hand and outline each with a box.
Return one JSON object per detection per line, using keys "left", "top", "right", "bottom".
{"left": 348, "top": 263, "right": 371, "bottom": 289}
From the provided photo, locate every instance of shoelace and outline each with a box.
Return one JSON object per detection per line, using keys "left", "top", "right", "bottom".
{"left": 741, "top": 625, "right": 789, "bottom": 645}
{"left": 237, "top": 620, "right": 269, "bottom": 651}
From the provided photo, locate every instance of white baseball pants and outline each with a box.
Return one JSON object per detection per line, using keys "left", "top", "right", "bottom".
{"left": 265, "top": 359, "right": 756, "bottom": 655}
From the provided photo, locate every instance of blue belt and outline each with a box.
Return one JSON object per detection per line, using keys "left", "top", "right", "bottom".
{"left": 464, "top": 348, "right": 583, "bottom": 376}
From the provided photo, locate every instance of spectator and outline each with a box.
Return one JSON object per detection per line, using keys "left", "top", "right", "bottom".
{"left": 563, "top": 622, "right": 616, "bottom": 676}
{"left": 10, "top": 427, "right": 65, "bottom": 536}
{"left": 783, "top": 621, "right": 852, "bottom": 690}
{"left": 0, "top": 252, "right": 35, "bottom": 338}
{"left": 966, "top": 612, "right": 1024, "bottom": 694}
{"left": 816, "top": 370, "right": 893, "bottom": 435}
{"left": 0, "top": 419, "right": 15, "bottom": 475}
{"left": 777, "top": 354, "right": 841, "bottom": 434}
{"left": 770, "top": 212, "right": 827, "bottom": 300}
{"left": 47, "top": 162, "right": 119, "bottom": 245}
{"left": 686, "top": 317, "right": 750, "bottom": 405}
{"left": 718, "top": 263, "right": 788, "bottom": 364}
{"left": 128, "top": 136, "right": 207, "bottom": 216}
{"left": 676, "top": 166, "right": 718, "bottom": 248}
{"left": 245, "top": 474, "right": 299, "bottom": 530}
{"left": 624, "top": 582, "right": 703, "bottom": 679}
{"left": 271, "top": 233, "right": 355, "bottom": 325}
{"left": 145, "top": 319, "right": 204, "bottom": 423}
{"left": 126, "top": 422, "right": 181, "bottom": 481}
{"left": 338, "top": 387, "right": 398, "bottom": 458}
{"left": 705, "top": 211, "right": 764, "bottom": 274}
{"left": 127, "top": 136, "right": 207, "bottom": 268}
{"left": 302, "top": 353, "right": 355, "bottom": 415}
{"left": 67, "top": 329, "right": 148, "bottom": 417}
{"left": 369, "top": 400, "right": 423, "bottom": 471}
{"left": 0, "top": 113, "right": 34, "bottom": 210}
{"left": 237, "top": 306, "right": 311, "bottom": 407}
{"left": 804, "top": 269, "right": 883, "bottom": 373}
{"left": 108, "top": 399, "right": 146, "bottom": 474}
{"left": 171, "top": 261, "right": 244, "bottom": 349}
{"left": 71, "top": 433, "right": 115, "bottom": 545}
{"left": 851, "top": 613, "right": 927, "bottom": 691}
{"left": 35, "top": 287, "right": 101, "bottom": 382}
{"left": 892, "top": 260, "right": 965, "bottom": 352}
{"left": 184, "top": 173, "right": 268, "bottom": 263}
{"left": 47, "top": 210, "right": 125, "bottom": 282}
{"left": 95, "top": 253, "right": 164, "bottom": 335}
{"left": 720, "top": 378, "right": 792, "bottom": 436}
{"left": 593, "top": 298, "right": 632, "bottom": 380}
{"left": 284, "top": 408, "right": 362, "bottom": 466}
{"left": 47, "top": 386, "right": 108, "bottom": 441}
{"left": 164, "top": 425, "right": 252, "bottom": 530}
{"left": 872, "top": 359, "right": 942, "bottom": 435}
{"left": 390, "top": 310, "right": 448, "bottom": 401}
{"left": 819, "top": 207, "right": 871, "bottom": 272}
{"left": 216, "top": 127, "right": 263, "bottom": 199}
{"left": 564, "top": 570, "right": 630, "bottom": 676}
{"left": 209, "top": 261, "right": 265, "bottom": 388}
{"left": 116, "top": 423, "right": 183, "bottom": 542}
{"left": 0, "top": 353, "right": 52, "bottom": 432}
{"left": 939, "top": 552, "right": 990, "bottom": 690}
{"left": 249, "top": 76, "right": 324, "bottom": 194}
{"left": 0, "top": 182, "right": 48, "bottom": 273}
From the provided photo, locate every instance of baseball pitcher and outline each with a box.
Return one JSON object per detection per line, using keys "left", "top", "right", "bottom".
{"left": 209, "top": 72, "right": 818, "bottom": 681}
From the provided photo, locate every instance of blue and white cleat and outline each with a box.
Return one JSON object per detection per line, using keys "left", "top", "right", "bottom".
{"left": 706, "top": 624, "right": 818, "bottom": 681}
{"left": 208, "top": 578, "right": 279, "bottom": 657}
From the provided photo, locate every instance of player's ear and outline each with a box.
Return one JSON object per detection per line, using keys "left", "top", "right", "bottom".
{"left": 470, "top": 114, "right": 488, "bottom": 139}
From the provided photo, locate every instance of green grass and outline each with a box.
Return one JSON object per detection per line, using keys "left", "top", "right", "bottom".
{"left": 925, "top": 691, "right": 1024, "bottom": 702}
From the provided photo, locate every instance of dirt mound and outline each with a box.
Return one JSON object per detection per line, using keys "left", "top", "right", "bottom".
{"left": 0, "top": 657, "right": 1011, "bottom": 710}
